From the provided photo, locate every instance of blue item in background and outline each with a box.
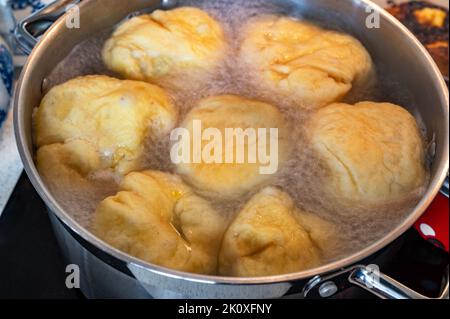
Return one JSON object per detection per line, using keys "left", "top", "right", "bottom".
{"left": 0, "top": 42, "right": 13, "bottom": 128}
{"left": 10, "top": 0, "right": 45, "bottom": 12}
{"left": 0, "top": 0, "right": 15, "bottom": 127}
{"left": 0, "top": 44, "right": 13, "bottom": 94}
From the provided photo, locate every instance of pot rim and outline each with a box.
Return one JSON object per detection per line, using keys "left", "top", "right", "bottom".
{"left": 13, "top": 0, "right": 449, "bottom": 286}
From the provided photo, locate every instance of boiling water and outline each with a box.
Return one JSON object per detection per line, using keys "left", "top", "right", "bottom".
{"left": 41, "top": 0, "right": 429, "bottom": 266}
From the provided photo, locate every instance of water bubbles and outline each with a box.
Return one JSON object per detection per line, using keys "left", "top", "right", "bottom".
{"left": 40, "top": 0, "right": 427, "bottom": 267}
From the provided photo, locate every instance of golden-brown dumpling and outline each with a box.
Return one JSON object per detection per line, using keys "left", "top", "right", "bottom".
{"left": 36, "top": 140, "right": 104, "bottom": 190}
{"left": 102, "top": 7, "right": 226, "bottom": 83}
{"left": 174, "top": 95, "right": 290, "bottom": 200}
{"left": 309, "top": 101, "right": 427, "bottom": 203}
{"left": 239, "top": 16, "right": 374, "bottom": 109}
{"left": 219, "top": 187, "right": 335, "bottom": 277}
{"left": 91, "top": 170, "right": 227, "bottom": 274}
{"left": 34, "top": 75, "right": 176, "bottom": 176}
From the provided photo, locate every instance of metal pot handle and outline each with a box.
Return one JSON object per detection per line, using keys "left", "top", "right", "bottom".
{"left": 348, "top": 265, "right": 449, "bottom": 299}
{"left": 303, "top": 264, "right": 449, "bottom": 299}
{"left": 14, "top": 0, "right": 81, "bottom": 55}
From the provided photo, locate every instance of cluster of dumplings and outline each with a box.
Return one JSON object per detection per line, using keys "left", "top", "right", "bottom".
{"left": 34, "top": 7, "right": 427, "bottom": 277}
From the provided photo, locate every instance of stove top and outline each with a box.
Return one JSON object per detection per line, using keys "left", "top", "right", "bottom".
{"left": 0, "top": 173, "right": 448, "bottom": 299}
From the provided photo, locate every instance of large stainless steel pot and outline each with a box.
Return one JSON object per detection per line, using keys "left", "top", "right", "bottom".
{"left": 13, "top": 0, "right": 449, "bottom": 299}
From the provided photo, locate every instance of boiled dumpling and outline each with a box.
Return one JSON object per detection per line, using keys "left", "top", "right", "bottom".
{"left": 103, "top": 7, "right": 226, "bottom": 84}
{"left": 35, "top": 75, "right": 177, "bottom": 176}
{"left": 174, "top": 95, "right": 290, "bottom": 200}
{"left": 309, "top": 101, "right": 427, "bottom": 203}
{"left": 239, "top": 16, "right": 374, "bottom": 109}
{"left": 91, "top": 170, "right": 227, "bottom": 274}
{"left": 36, "top": 140, "right": 104, "bottom": 187}
{"left": 219, "top": 187, "right": 335, "bottom": 277}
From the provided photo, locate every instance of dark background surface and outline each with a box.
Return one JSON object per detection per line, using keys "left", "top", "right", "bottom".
{"left": 0, "top": 173, "right": 81, "bottom": 299}
{"left": 0, "top": 173, "right": 448, "bottom": 299}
